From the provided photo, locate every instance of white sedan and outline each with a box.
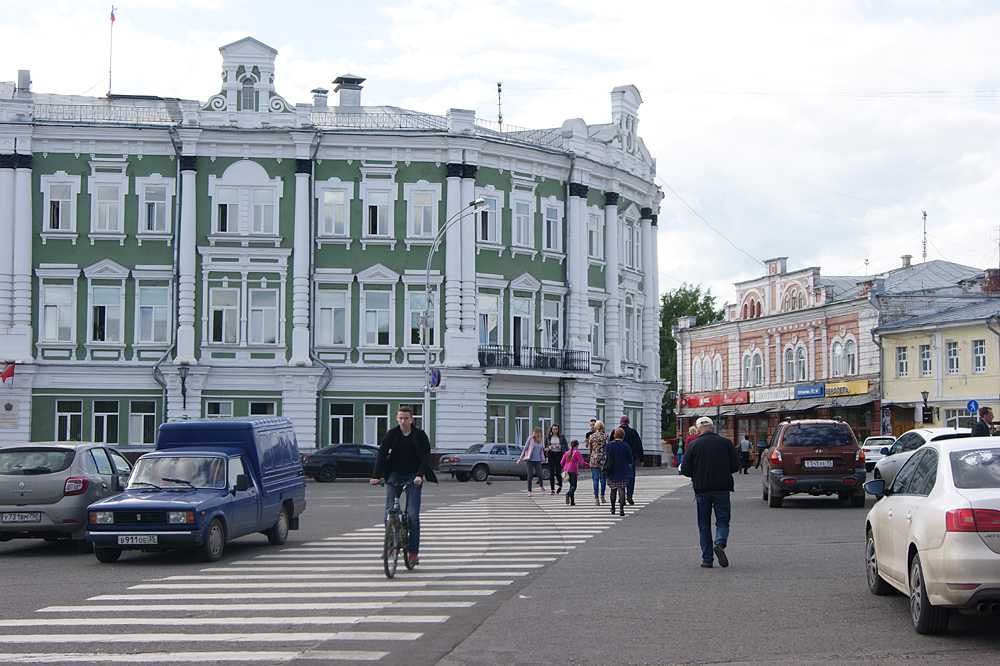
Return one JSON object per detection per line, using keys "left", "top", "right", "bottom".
{"left": 872, "top": 427, "right": 970, "bottom": 484}
{"left": 861, "top": 436, "right": 896, "bottom": 471}
{"left": 864, "top": 437, "right": 1000, "bottom": 634}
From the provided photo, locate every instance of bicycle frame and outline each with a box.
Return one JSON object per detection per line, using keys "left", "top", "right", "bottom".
{"left": 380, "top": 481, "right": 414, "bottom": 578}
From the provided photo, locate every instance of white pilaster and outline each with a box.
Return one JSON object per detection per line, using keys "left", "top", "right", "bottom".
{"left": 11, "top": 161, "right": 33, "bottom": 357}
{"left": 604, "top": 195, "right": 621, "bottom": 374}
{"left": 290, "top": 171, "right": 311, "bottom": 366}
{"left": 641, "top": 215, "right": 658, "bottom": 377}
{"left": 566, "top": 186, "right": 586, "bottom": 350}
{"left": 444, "top": 170, "right": 462, "bottom": 334}
{"left": 176, "top": 165, "right": 197, "bottom": 364}
{"left": 0, "top": 165, "right": 13, "bottom": 330}
{"left": 460, "top": 173, "right": 477, "bottom": 333}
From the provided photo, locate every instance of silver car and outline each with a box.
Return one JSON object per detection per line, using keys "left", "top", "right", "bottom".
{"left": 0, "top": 442, "right": 132, "bottom": 551}
{"left": 438, "top": 443, "right": 551, "bottom": 482}
{"left": 872, "top": 428, "right": 970, "bottom": 485}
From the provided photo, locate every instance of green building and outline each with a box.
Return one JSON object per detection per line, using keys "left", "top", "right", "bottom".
{"left": 0, "top": 37, "right": 665, "bottom": 452}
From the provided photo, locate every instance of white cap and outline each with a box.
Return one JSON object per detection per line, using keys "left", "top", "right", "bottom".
{"left": 695, "top": 416, "right": 713, "bottom": 428}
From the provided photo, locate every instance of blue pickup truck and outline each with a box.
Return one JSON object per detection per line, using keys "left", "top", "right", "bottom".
{"left": 86, "top": 417, "right": 306, "bottom": 562}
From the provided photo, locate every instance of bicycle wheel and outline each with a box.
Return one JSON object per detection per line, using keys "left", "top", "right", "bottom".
{"left": 401, "top": 515, "right": 414, "bottom": 570}
{"left": 383, "top": 515, "right": 399, "bottom": 579}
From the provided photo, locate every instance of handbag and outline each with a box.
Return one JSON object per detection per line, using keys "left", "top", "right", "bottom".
{"left": 601, "top": 447, "right": 614, "bottom": 475}
{"left": 561, "top": 470, "right": 570, "bottom": 483}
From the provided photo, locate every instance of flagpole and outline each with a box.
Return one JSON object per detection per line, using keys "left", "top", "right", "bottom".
{"left": 108, "top": 7, "right": 117, "bottom": 96}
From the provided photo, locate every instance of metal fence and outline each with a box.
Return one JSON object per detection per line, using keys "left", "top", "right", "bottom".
{"left": 477, "top": 345, "right": 591, "bottom": 372}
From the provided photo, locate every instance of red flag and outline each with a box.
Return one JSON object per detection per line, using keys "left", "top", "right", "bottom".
{"left": 0, "top": 363, "right": 13, "bottom": 384}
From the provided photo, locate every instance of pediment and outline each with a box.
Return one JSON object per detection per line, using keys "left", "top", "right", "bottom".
{"left": 83, "top": 258, "right": 130, "bottom": 279}
{"left": 356, "top": 263, "right": 400, "bottom": 284}
{"left": 621, "top": 202, "right": 640, "bottom": 220}
{"left": 509, "top": 271, "right": 541, "bottom": 292}
{"left": 219, "top": 37, "right": 277, "bottom": 58}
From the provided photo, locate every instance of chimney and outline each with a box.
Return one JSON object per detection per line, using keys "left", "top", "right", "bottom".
{"left": 16, "top": 69, "right": 30, "bottom": 93}
{"left": 311, "top": 88, "right": 328, "bottom": 108}
{"left": 333, "top": 74, "right": 365, "bottom": 108}
{"left": 901, "top": 254, "right": 912, "bottom": 268}
{"left": 985, "top": 268, "right": 1000, "bottom": 293}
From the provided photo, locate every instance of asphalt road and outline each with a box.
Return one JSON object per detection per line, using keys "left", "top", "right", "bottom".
{"left": 1, "top": 468, "right": 998, "bottom": 665}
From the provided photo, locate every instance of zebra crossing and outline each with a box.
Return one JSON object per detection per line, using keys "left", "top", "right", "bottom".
{"left": 0, "top": 476, "right": 687, "bottom": 664}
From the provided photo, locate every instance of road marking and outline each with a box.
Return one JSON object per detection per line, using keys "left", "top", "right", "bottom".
{"left": 0, "top": 632, "right": 423, "bottom": 643}
{"left": 0, "top": 616, "right": 449, "bottom": 627}
{"left": 0, "top": 652, "right": 386, "bottom": 663}
{"left": 39, "top": 602, "right": 476, "bottom": 612}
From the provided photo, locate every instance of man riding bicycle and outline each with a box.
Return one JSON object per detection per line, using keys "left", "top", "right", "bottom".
{"left": 370, "top": 405, "right": 438, "bottom": 566}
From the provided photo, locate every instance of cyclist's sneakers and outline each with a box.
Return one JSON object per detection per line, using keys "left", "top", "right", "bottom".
{"left": 408, "top": 554, "right": 419, "bottom": 566}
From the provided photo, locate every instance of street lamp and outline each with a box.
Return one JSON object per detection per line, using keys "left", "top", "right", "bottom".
{"left": 178, "top": 363, "right": 190, "bottom": 411}
{"left": 422, "top": 198, "right": 488, "bottom": 430}
{"left": 920, "top": 390, "right": 929, "bottom": 407}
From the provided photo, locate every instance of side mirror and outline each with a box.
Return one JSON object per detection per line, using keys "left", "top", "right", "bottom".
{"left": 234, "top": 474, "right": 249, "bottom": 492}
{"left": 879, "top": 447, "right": 889, "bottom": 456}
{"left": 110, "top": 475, "right": 121, "bottom": 492}
{"left": 864, "top": 479, "right": 886, "bottom": 497}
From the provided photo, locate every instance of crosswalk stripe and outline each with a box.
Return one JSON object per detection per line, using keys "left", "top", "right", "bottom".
{"left": 0, "top": 632, "right": 423, "bottom": 643}
{"left": 0, "top": 616, "right": 449, "bottom": 627}
{"left": 0, "top": 651, "right": 382, "bottom": 663}
{"left": 128, "top": 581, "right": 510, "bottom": 590}
{"left": 89, "top": 590, "right": 497, "bottom": 600}
{"left": 39, "top": 602, "right": 476, "bottom": 612}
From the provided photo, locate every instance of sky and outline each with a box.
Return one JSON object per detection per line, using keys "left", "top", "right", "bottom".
{"left": 5, "top": 0, "right": 1000, "bottom": 307}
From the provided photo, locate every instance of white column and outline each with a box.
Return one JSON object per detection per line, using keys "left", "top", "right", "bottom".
{"left": 11, "top": 159, "right": 33, "bottom": 338}
{"left": 290, "top": 170, "right": 311, "bottom": 365}
{"left": 649, "top": 216, "right": 661, "bottom": 380}
{"left": 641, "top": 214, "right": 658, "bottom": 377}
{"left": 444, "top": 166, "right": 463, "bottom": 334}
{"left": 604, "top": 192, "right": 621, "bottom": 374}
{"left": 176, "top": 162, "right": 198, "bottom": 364}
{"left": 566, "top": 184, "right": 587, "bottom": 350}
{"left": 0, "top": 163, "right": 13, "bottom": 331}
{"left": 460, "top": 169, "right": 477, "bottom": 333}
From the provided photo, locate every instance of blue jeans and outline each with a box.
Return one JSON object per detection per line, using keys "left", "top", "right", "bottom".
{"left": 384, "top": 473, "right": 422, "bottom": 554}
{"left": 695, "top": 491, "right": 731, "bottom": 564}
{"left": 626, "top": 466, "right": 636, "bottom": 498}
{"left": 591, "top": 467, "right": 606, "bottom": 498}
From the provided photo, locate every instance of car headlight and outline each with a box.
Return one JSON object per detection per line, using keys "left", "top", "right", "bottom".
{"left": 90, "top": 511, "right": 114, "bottom": 525}
{"left": 167, "top": 511, "right": 195, "bottom": 525}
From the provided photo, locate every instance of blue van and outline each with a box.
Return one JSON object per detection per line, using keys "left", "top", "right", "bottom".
{"left": 86, "top": 417, "right": 307, "bottom": 562}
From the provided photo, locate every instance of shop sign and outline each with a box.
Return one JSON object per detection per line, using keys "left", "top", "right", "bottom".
{"left": 681, "top": 394, "right": 721, "bottom": 408}
{"left": 795, "top": 384, "right": 825, "bottom": 398}
{"left": 824, "top": 380, "right": 869, "bottom": 396}
{"left": 722, "top": 392, "right": 750, "bottom": 405}
{"left": 751, "top": 387, "right": 790, "bottom": 403}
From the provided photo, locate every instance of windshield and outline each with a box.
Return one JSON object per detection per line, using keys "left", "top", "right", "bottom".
{"left": 0, "top": 448, "right": 75, "bottom": 475}
{"left": 465, "top": 444, "right": 484, "bottom": 454}
{"left": 128, "top": 456, "right": 227, "bottom": 489}
{"left": 781, "top": 424, "right": 855, "bottom": 448}
{"left": 951, "top": 448, "right": 1000, "bottom": 489}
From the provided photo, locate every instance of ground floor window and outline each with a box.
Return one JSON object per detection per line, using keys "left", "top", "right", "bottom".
{"left": 129, "top": 401, "right": 157, "bottom": 446}
{"left": 206, "top": 401, "right": 233, "bottom": 418}
{"left": 329, "top": 404, "right": 354, "bottom": 444}
{"left": 93, "top": 400, "right": 119, "bottom": 445}
{"left": 736, "top": 416, "right": 770, "bottom": 449}
{"left": 487, "top": 405, "right": 507, "bottom": 444}
{"left": 250, "top": 401, "right": 276, "bottom": 416}
{"left": 830, "top": 407, "right": 872, "bottom": 442}
{"left": 364, "top": 403, "right": 389, "bottom": 445}
{"left": 943, "top": 408, "right": 974, "bottom": 429}
{"left": 56, "top": 400, "right": 83, "bottom": 441}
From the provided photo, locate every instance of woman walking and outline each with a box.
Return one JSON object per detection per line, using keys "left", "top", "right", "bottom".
{"left": 679, "top": 425, "right": 697, "bottom": 474}
{"left": 516, "top": 427, "right": 547, "bottom": 495}
{"left": 587, "top": 420, "right": 609, "bottom": 505}
{"left": 605, "top": 427, "right": 635, "bottom": 516}
{"left": 559, "top": 439, "right": 586, "bottom": 506}
{"left": 545, "top": 424, "right": 568, "bottom": 493}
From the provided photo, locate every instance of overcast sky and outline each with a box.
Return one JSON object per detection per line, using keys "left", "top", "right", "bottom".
{"left": 5, "top": 0, "right": 1000, "bottom": 307}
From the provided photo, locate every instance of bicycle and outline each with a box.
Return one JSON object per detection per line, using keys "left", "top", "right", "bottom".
{"left": 379, "top": 481, "right": 416, "bottom": 578}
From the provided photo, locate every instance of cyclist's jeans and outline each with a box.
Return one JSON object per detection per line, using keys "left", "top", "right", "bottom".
{"left": 384, "top": 473, "right": 422, "bottom": 554}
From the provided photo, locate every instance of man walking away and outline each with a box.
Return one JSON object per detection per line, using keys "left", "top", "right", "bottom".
{"left": 620, "top": 415, "right": 643, "bottom": 505}
{"left": 972, "top": 406, "right": 994, "bottom": 437}
{"left": 682, "top": 416, "right": 739, "bottom": 568}
{"left": 739, "top": 435, "right": 752, "bottom": 474}
{"left": 754, "top": 434, "right": 768, "bottom": 469}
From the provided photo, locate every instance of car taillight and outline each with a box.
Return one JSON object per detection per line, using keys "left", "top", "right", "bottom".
{"left": 64, "top": 477, "right": 89, "bottom": 496}
{"left": 302, "top": 455, "right": 311, "bottom": 463}
{"left": 946, "top": 508, "right": 1000, "bottom": 532}
{"left": 856, "top": 450, "right": 865, "bottom": 463}
{"left": 769, "top": 449, "right": 782, "bottom": 464}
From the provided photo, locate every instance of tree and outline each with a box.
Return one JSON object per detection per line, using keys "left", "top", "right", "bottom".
{"left": 659, "top": 284, "right": 724, "bottom": 436}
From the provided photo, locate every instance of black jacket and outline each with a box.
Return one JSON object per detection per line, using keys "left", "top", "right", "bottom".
{"left": 682, "top": 431, "right": 739, "bottom": 494}
{"left": 621, "top": 424, "right": 643, "bottom": 466}
{"left": 972, "top": 419, "right": 994, "bottom": 437}
{"left": 373, "top": 425, "right": 439, "bottom": 483}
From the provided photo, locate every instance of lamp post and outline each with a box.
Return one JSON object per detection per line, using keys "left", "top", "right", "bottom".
{"left": 422, "top": 198, "right": 487, "bottom": 432}
{"left": 178, "top": 363, "right": 190, "bottom": 412}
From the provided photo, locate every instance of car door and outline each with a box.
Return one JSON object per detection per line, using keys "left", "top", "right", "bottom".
{"left": 881, "top": 449, "right": 933, "bottom": 582}
{"left": 86, "top": 447, "right": 119, "bottom": 499}
{"left": 227, "top": 456, "right": 259, "bottom": 536}
{"left": 879, "top": 433, "right": 920, "bottom": 483}
{"left": 357, "top": 446, "right": 378, "bottom": 478}
{"left": 333, "top": 445, "right": 361, "bottom": 476}
{"left": 106, "top": 449, "right": 132, "bottom": 492}
{"left": 489, "top": 445, "right": 510, "bottom": 475}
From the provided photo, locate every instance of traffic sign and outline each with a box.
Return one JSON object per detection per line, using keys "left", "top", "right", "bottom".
{"left": 968, "top": 399, "right": 979, "bottom": 414}
{"left": 429, "top": 368, "right": 440, "bottom": 388}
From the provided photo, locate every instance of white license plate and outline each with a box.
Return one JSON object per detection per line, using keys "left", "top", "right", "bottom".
{"left": 118, "top": 535, "right": 158, "bottom": 545}
{"left": 804, "top": 460, "right": 834, "bottom": 468}
{"left": 2, "top": 512, "right": 41, "bottom": 523}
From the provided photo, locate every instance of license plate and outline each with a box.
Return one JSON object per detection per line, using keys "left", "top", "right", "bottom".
{"left": 118, "top": 535, "right": 158, "bottom": 545}
{"left": 804, "top": 460, "right": 834, "bottom": 468}
{"left": 2, "top": 512, "right": 41, "bottom": 523}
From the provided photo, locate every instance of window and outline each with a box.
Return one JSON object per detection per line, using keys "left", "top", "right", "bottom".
{"left": 946, "top": 341, "right": 959, "bottom": 375}
{"left": 478, "top": 294, "right": 500, "bottom": 345}
{"left": 248, "top": 289, "right": 278, "bottom": 345}
{"left": 41, "top": 285, "right": 75, "bottom": 342}
{"left": 515, "top": 406, "right": 531, "bottom": 445}
{"left": 692, "top": 358, "right": 702, "bottom": 392}
{"left": 41, "top": 172, "right": 81, "bottom": 240}
{"left": 56, "top": 401, "right": 83, "bottom": 441}
{"left": 317, "top": 290, "right": 348, "bottom": 346}
{"left": 137, "top": 286, "right": 169, "bottom": 344}
{"left": 363, "top": 291, "right": 391, "bottom": 346}
{"left": 210, "top": 288, "right": 239, "bottom": 344}
{"left": 542, "top": 300, "right": 560, "bottom": 349}
{"left": 588, "top": 214, "right": 603, "bottom": 259}
{"left": 408, "top": 291, "right": 435, "bottom": 347}
{"left": 513, "top": 201, "right": 531, "bottom": 247}
{"left": 538, "top": 406, "right": 553, "bottom": 440}
{"left": 896, "top": 346, "right": 908, "bottom": 378}
{"left": 251, "top": 189, "right": 275, "bottom": 234}
{"left": 703, "top": 358, "right": 712, "bottom": 392}
{"left": 785, "top": 349, "right": 794, "bottom": 381}
{"left": 589, "top": 304, "right": 603, "bottom": 357}
{"left": 250, "top": 402, "right": 275, "bottom": 416}
{"left": 543, "top": 206, "right": 561, "bottom": 252}
{"left": 321, "top": 190, "right": 347, "bottom": 236}
{"left": 329, "top": 404, "right": 354, "bottom": 444}
{"left": 92, "top": 184, "right": 123, "bottom": 234}
{"left": 845, "top": 340, "right": 857, "bottom": 375}
{"left": 920, "top": 344, "right": 932, "bottom": 377}
{"left": 623, "top": 223, "right": 633, "bottom": 267}
{"left": 364, "top": 403, "right": 389, "bottom": 445}
{"left": 487, "top": 404, "right": 506, "bottom": 444}
{"left": 752, "top": 354, "right": 763, "bottom": 386}
{"left": 93, "top": 400, "right": 119, "bottom": 445}
{"left": 365, "top": 190, "right": 390, "bottom": 236}
{"left": 135, "top": 175, "right": 177, "bottom": 241}
{"left": 944, "top": 408, "right": 975, "bottom": 429}
{"left": 743, "top": 355, "right": 752, "bottom": 386}
{"left": 216, "top": 187, "right": 238, "bottom": 233}
{"left": 241, "top": 77, "right": 255, "bottom": 110}
{"left": 142, "top": 185, "right": 168, "bottom": 232}
{"left": 48, "top": 184, "right": 73, "bottom": 230}
{"left": 714, "top": 357, "right": 723, "bottom": 390}
{"left": 411, "top": 191, "right": 434, "bottom": 237}
{"left": 87, "top": 159, "right": 129, "bottom": 239}
{"left": 796, "top": 347, "right": 807, "bottom": 381}
{"left": 206, "top": 402, "right": 233, "bottom": 418}
{"left": 973, "top": 339, "right": 986, "bottom": 374}
{"left": 478, "top": 197, "right": 499, "bottom": 243}
{"left": 209, "top": 161, "right": 283, "bottom": 238}
{"left": 128, "top": 401, "right": 156, "bottom": 446}
{"left": 90, "top": 286, "right": 122, "bottom": 343}
{"left": 832, "top": 342, "right": 844, "bottom": 377}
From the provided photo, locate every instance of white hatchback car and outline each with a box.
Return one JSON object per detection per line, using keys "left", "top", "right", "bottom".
{"left": 864, "top": 437, "right": 1000, "bottom": 634}
{"left": 861, "top": 436, "right": 896, "bottom": 471}
{"left": 872, "top": 427, "right": 970, "bottom": 484}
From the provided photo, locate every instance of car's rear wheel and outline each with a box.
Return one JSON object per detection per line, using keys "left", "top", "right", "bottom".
{"left": 540, "top": 466, "right": 551, "bottom": 480}
{"left": 767, "top": 484, "right": 782, "bottom": 508}
{"left": 909, "top": 553, "right": 949, "bottom": 634}
{"left": 455, "top": 472, "right": 470, "bottom": 482}
{"left": 317, "top": 465, "right": 337, "bottom": 483}
{"left": 265, "top": 506, "right": 289, "bottom": 545}
{"left": 198, "top": 519, "right": 226, "bottom": 562}
{"left": 471, "top": 464, "right": 489, "bottom": 483}
{"left": 865, "top": 530, "right": 893, "bottom": 596}
{"left": 873, "top": 469, "right": 881, "bottom": 480}
{"left": 94, "top": 546, "right": 121, "bottom": 563}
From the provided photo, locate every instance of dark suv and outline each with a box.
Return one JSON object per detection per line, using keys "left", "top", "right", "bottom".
{"left": 761, "top": 418, "right": 866, "bottom": 507}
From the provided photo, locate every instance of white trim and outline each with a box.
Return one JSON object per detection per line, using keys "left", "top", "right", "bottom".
{"left": 40, "top": 171, "right": 81, "bottom": 245}
{"left": 314, "top": 176, "right": 355, "bottom": 248}
{"left": 403, "top": 180, "right": 442, "bottom": 247}
{"left": 135, "top": 173, "right": 176, "bottom": 246}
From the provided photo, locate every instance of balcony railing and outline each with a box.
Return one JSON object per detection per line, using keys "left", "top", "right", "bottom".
{"left": 478, "top": 345, "right": 591, "bottom": 372}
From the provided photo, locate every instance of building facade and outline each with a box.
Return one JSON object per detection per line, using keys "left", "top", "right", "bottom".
{"left": 674, "top": 256, "right": 991, "bottom": 444}
{"left": 0, "top": 38, "right": 665, "bottom": 451}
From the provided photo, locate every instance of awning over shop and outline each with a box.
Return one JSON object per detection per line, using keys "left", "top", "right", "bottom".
{"left": 829, "top": 395, "right": 876, "bottom": 408}
{"left": 766, "top": 399, "right": 826, "bottom": 413}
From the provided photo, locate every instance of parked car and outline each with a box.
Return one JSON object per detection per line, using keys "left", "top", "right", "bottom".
{"left": 86, "top": 417, "right": 306, "bottom": 563}
{"left": 302, "top": 444, "right": 378, "bottom": 482}
{"left": 761, "top": 418, "right": 866, "bottom": 507}
{"left": 863, "top": 437, "right": 1000, "bottom": 634}
{"left": 872, "top": 427, "right": 970, "bottom": 485}
{"left": 0, "top": 442, "right": 131, "bottom": 552}
{"left": 438, "top": 444, "right": 551, "bottom": 482}
{"left": 861, "top": 436, "right": 896, "bottom": 471}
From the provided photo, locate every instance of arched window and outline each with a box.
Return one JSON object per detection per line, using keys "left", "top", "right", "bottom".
{"left": 742, "top": 303, "right": 748, "bottom": 319}
{"left": 241, "top": 77, "right": 256, "bottom": 110}
{"left": 845, "top": 340, "right": 857, "bottom": 375}
{"left": 703, "top": 359, "right": 713, "bottom": 391}
{"left": 785, "top": 348, "right": 794, "bottom": 381}
{"left": 798, "top": 291, "right": 805, "bottom": 308}
{"left": 692, "top": 358, "right": 702, "bottom": 392}
{"left": 743, "top": 355, "right": 752, "bottom": 386}
{"left": 783, "top": 294, "right": 790, "bottom": 311}
{"left": 713, "top": 357, "right": 723, "bottom": 390}
{"left": 832, "top": 342, "right": 844, "bottom": 377}
{"left": 796, "top": 347, "right": 807, "bottom": 380}
{"left": 752, "top": 354, "right": 764, "bottom": 386}
{"left": 790, "top": 290, "right": 797, "bottom": 309}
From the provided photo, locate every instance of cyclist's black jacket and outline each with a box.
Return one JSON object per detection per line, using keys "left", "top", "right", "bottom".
{"left": 373, "top": 426, "right": 439, "bottom": 483}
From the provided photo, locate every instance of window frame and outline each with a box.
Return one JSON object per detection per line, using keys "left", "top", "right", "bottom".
{"left": 329, "top": 403, "right": 355, "bottom": 445}
{"left": 919, "top": 344, "right": 932, "bottom": 377}
{"left": 896, "top": 346, "right": 908, "bottom": 378}
{"left": 406, "top": 289, "right": 436, "bottom": 349}
{"left": 361, "top": 288, "right": 393, "bottom": 348}
{"left": 315, "top": 178, "right": 355, "bottom": 245}
{"left": 403, "top": 181, "right": 442, "bottom": 243}
{"left": 316, "top": 287, "right": 350, "bottom": 347}
{"left": 56, "top": 400, "right": 83, "bottom": 442}
{"left": 205, "top": 401, "right": 233, "bottom": 418}
{"left": 40, "top": 172, "right": 82, "bottom": 244}
{"left": 209, "top": 287, "right": 241, "bottom": 345}
{"left": 135, "top": 174, "right": 176, "bottom": 244}
{"left": 128, "top": 400, "right": 157, "bottom": 446}
{"left": 92, "top": 400, "right": 120, "bottom": 445}
{"left": 247, "top": 287, "right": 280, "bottom": 345}
{"left": 478, "top": 293, "right": 501, "bottom": 346}
{"left": 541, "top": 200, "right": 563, "bottom": 255}
{"left": 946, "top": 340, "right": 959, "bottom": 375}
{"left": 588, "top": 213, "right": 604, "bottom": 260}
{"left": 87, "top": 159, "right": 128, "bottom": 243}
{"left": 973, "top": 339, "right": 986, "bottom": 374}
{"left": 207, "top": 162, "right": 284, "bottom": 241}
